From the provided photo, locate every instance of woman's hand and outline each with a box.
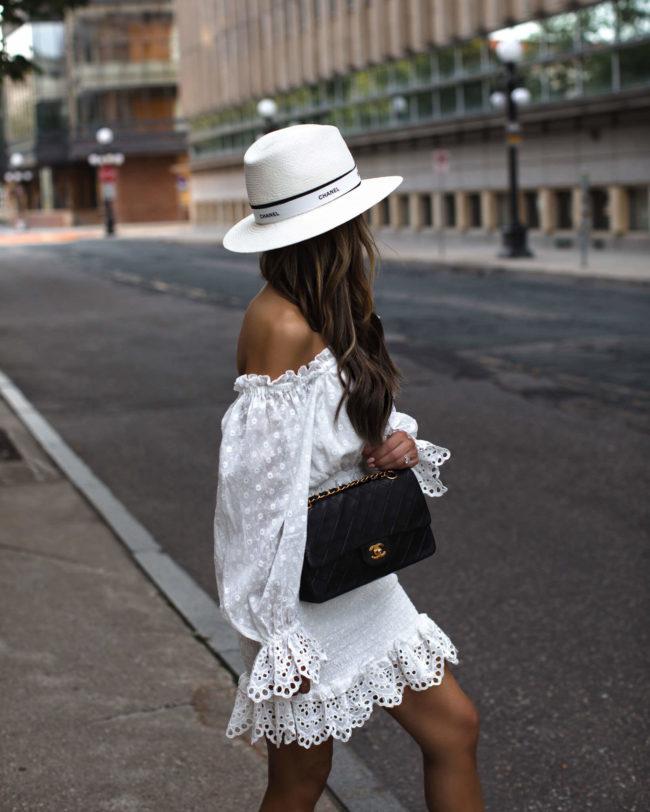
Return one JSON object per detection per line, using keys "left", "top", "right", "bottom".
{"left": 362, "top": 430, "right": 419, "bottom": 471}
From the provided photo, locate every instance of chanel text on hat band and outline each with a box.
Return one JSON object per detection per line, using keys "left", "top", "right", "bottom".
{"left": 251, "top": 165, "right": 361, "bottom": 224}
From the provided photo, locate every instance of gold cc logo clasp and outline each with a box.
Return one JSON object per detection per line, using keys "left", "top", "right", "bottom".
{"left": 369, "top": 543, "right": 387, "bottom": 560}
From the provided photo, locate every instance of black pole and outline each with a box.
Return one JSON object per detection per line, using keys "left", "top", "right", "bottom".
{"left": 104, "top": 198, "right": 115, "bottom": 236}
{"left": 499, "top": 61, "right": 533, "bottom": 258}
{"left": 261, "top": 118, "right": 278, "bottom": 135}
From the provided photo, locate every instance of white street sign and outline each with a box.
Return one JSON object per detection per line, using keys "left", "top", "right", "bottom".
{"left": 101, "top": 182, "right": 116, "bottom": 201}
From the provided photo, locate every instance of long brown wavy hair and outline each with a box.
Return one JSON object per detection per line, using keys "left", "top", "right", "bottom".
{"left": 259, "top": 214, "right": 401, "bottom": 446}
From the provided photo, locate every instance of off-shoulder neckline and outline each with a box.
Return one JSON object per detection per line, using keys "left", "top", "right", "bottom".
{"left": 233, "top": 346, "right": 337, "bottom": 392}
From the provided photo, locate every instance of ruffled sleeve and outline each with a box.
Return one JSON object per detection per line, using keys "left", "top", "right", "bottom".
{"left": 213, "top": 363, "right": 328, "bottom": 702}
{"left": 387, "top": 406, "right": 451, "bottom": 498}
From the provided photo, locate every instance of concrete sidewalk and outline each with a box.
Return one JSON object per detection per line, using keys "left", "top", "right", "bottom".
{"left": 1, "top": 221, "right": 648, "bottom": 283}
{"left": 0, "top": 399, "right": 340, "bottom": 812}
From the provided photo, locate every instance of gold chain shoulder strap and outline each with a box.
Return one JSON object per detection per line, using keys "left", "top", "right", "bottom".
{"left": 308, "top": 469, "right": 398, "bottom": 509}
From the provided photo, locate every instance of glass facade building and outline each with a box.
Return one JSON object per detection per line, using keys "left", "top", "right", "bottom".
{"left": 178, "top": 0, "right": 650, "bottom": 241}
{"left": 190, "top": 2, "right": 650, "bottom": 161}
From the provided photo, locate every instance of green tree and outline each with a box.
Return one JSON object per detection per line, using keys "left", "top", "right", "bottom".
{"left": 1, "top": 0, "right": 87, "bottom": 80}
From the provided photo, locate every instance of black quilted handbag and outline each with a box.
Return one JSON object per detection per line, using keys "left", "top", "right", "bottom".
{"left": 299, "top": 468, "right": 435, "bottom": 603}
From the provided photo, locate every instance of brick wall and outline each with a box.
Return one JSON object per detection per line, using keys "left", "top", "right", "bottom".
{"left": 113, "top": 154, "right": 182, "bottom": 223}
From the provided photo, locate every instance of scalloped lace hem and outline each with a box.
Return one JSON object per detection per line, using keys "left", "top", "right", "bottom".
{"left": 234, "top": 347, "right": 336, "bottom": 391}
{"left": 247, "top": 627, "right": 327, "bottom": 701}
{"left": 226, "top": 614, "right": 458, "bottom": 748}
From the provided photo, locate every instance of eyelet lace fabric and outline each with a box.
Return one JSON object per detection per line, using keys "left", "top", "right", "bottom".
{"left": 413, "top": 440, "right": 451, "bottom": 496}
{"left": 386, "top": 408, "right": 450, "bottom": 498}
{"left": 214, "top": 346, "right": 455, "bottom": 747}
{"left": 227, "top": 614, "right": 458, "bottom": 747}
{"left": 247, "top": 628, "right": 327, "bottom": 701}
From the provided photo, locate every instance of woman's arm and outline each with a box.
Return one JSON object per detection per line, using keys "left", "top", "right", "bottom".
{"left": 215, "top": 316, "right": 330, "bottom": 701}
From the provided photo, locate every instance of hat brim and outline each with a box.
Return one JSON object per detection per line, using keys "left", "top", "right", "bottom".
{"left": 222, "top": 175, "right": 403, "bottom": 253}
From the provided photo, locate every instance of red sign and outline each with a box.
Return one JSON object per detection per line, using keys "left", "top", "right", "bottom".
{"left": 432, "top": 150, "right": 451, "bottom": 174}
{"left": 98, "top": 166, "right": 117, "bottom": 184}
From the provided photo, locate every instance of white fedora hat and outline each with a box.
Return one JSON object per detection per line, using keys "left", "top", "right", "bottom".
{"left": 223, "top": 124, "right": 402, "bottom": 253}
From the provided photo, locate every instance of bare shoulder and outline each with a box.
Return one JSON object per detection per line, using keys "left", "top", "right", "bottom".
{"left": 237, "top": 285, "right": 328, "bottom": 378}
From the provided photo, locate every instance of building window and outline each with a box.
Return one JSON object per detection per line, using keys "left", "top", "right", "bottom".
{"left": 547, "top": 59, "right": 579, "bottom": 100}
{"left": 400, "top": 195, "right": 410, "bottom": 227}
{"left": 578, "top": 2, "right": 616, "bottom": 47}
{"left": 556, "top": 190, "right": 573, "bottom": 229}
{"left": 420, "top": 194, "right": 433, "bottom": 227}
{"left": 416, "top": 91, "right": 434, "bottom": 120}
{"left": 524, "top": 191, "right": 540, "bottom": 229}
{"left": 351, "top": 69, "right": 373, "bottom": 100}
{"left": 393, "top": 59, "right": 411, "bottom": 88}
{"left": 341, "top": 105, "right": 358, "bottom": 130}
{"left": 468, "top": 193, "right": 481, "bottom": 227}
{"left": 437, "top": 46, "right": 455, "bottom": 79}
{"left": 627, "top": 187, "right": 649, "bottom": 231}
{"left": 543, "top": 12, "right": 578, "bottom": 56}
{"left": 619, "top": 42, "right": 650, "bottom": 88}
{"left": 359, "top": 102, "right": 374, "bottom": 129}
{"left": 444, "top": 193, "right": 456, "bottom": 227}
{"left": 617, "top": 2, "right": 650, "bottom": 40}
{"left": 582, "top": 51, "right": 613, "bottom": 95}
{"left": 460, "top": 39, "right": 483, "bottom": 75}
{"left": 414, "top": 53, "right": 433, "bottom": 84}
{"left": 590, "top": 188, "right": 609, "bottom": 231}
{"left": 375, "top": 98, "right": 391, "bottom": 127}
{"left": 373, "top": 63, "right": 391, "bottom": 92}
{"left": 463, "top": 81, "right": 483, "bottom": 113}
{"left": 439, "top": 86, "right": 456, "bottom": 116}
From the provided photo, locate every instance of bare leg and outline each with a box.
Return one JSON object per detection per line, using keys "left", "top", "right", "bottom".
{"left": 260, "top": 737, "right": 333, "bottom": 812}
{"left": 385, "top": 669, "right": 483, "bottom": 812}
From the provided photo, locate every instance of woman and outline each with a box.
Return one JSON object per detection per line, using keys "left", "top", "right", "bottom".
{"left": 214, "top": 124, "right": 482, "bottom": 811}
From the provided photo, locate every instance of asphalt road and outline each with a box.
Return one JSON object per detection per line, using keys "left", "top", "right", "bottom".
{"left": 0, "top": 238, "right": 648, "bottom": 811}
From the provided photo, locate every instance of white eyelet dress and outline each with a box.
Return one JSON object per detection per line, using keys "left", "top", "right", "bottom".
{"left": 213, "top": 347, "right": 458, "bottom": 748}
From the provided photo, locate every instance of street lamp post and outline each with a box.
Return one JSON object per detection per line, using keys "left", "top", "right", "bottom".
{"left": 88, "top": 127, "right": 124, "bottom": 237}
{"left": 492, "top": 40, "right": 533, "bottom": 258}
{"left": 4, "top": 153, "right": 33, "bottom": 229}
{"left": 96, "top": 127, "right": 115, "bottom": 236}
{"left": 257, "top": 98, "right": 278, "bottom": 136}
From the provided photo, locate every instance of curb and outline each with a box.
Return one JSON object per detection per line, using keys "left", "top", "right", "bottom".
{"left": 0, "top": 369, "right": 407, "bottom": 812}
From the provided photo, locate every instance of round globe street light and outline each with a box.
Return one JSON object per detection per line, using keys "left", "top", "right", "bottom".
{"left": 95, "top": 127, "right": 117, "bottom": 236}
{"left": 95, "top": 126, "right": 114, "bottom": 146}
{"left": 490, "top": 91, "right": 507, "bottom": 110}
{"left": 493, "top": 38, "right": 533, "bottom": 259}
{"left": 391, "top": 94, "right": 408, "bottom": 124}
{"left": 495, "top": 39, "right": 524, "bottom": 65}
{"left": 257, "top": 98, "right": 278, "bottom": 135}
{"left": 511, "top": 87, "right": 532, "bottom": 106}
